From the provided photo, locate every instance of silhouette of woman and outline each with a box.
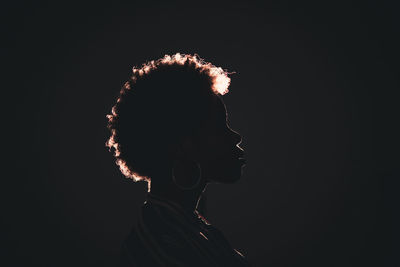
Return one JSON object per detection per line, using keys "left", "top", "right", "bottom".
{"left": 106, "top": 53, "right": 250, "bottom": 267}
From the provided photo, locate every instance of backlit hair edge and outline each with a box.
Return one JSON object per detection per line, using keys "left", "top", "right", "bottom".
{"left": 105, "top": 53, "right": 232, "bottom": 190}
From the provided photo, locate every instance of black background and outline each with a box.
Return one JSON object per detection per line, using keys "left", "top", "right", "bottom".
{"left": 3, "top": 1, "right": 399, "bottom": 266}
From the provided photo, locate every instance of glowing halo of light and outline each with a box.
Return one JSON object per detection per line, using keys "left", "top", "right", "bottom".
{"left": 105, "top": 53, "right": 232, "bottom": 189}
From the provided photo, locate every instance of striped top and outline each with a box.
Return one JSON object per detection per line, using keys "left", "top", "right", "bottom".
{"left": 119, "top": 193, "right": 251, "bottom": 267}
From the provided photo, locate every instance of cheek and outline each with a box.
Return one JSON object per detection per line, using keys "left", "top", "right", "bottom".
{"left": 193, "top": 123, "right": 230, "bottom": 162}
{"left": 196, "top": 134, "right": 223, "bottom": 157}
{"left": 196, "top": 142, "right": 227, "bottom": 173}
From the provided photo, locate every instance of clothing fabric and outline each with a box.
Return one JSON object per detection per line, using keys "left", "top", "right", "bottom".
{"left": 119, "top": 193, "right": 251, "bottom": 267}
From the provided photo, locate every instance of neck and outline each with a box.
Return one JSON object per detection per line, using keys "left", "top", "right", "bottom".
{"left": 149, "top": 179, "right": 208, "bottom": 214}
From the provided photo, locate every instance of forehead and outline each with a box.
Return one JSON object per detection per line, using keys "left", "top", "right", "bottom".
{"left": 212, "top": 95, "right": 228, "bottom": 123}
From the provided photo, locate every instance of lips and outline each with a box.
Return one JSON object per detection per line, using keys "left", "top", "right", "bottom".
{"left": 238, "top": 157, "right": 246, "bottom": 165}
{"left": 235, "top": 150, "right": 245, "bottom": 159}
{"left": 235, "top": 150, "right": 246, "bottom": 164}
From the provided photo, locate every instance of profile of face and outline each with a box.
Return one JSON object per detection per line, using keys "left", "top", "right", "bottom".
{"left": 180, "top": 95, "right": 245, "bottom": 184}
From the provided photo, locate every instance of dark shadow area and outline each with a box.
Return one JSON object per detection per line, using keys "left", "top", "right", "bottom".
{"left": 105, "top": 54, "right": 249, "bottom": 266}
{"left": 3, "top": 1, "right": 399, "bottom": 266}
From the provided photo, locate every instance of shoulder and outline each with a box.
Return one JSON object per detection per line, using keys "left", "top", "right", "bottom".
{"left": 121, "top": 203, "right": 207, "bottom": 266}
{"left": 203, "top": 224, "right": 252, "bottom": 267}
{"left": 119, "top": 225, "right": 159, "bottom": 267}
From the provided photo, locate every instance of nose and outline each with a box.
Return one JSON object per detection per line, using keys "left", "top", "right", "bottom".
{"left": 229, "top": 127, "right": 242, "bottom": 147}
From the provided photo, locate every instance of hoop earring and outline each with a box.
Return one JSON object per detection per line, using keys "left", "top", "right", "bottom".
{"left": 171, "top": 159, "right": 202, "bottom": 190}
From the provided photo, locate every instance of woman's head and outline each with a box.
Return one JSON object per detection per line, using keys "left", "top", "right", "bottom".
{"left": 106, "top": 53, "right": 244, "bottom": 190}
